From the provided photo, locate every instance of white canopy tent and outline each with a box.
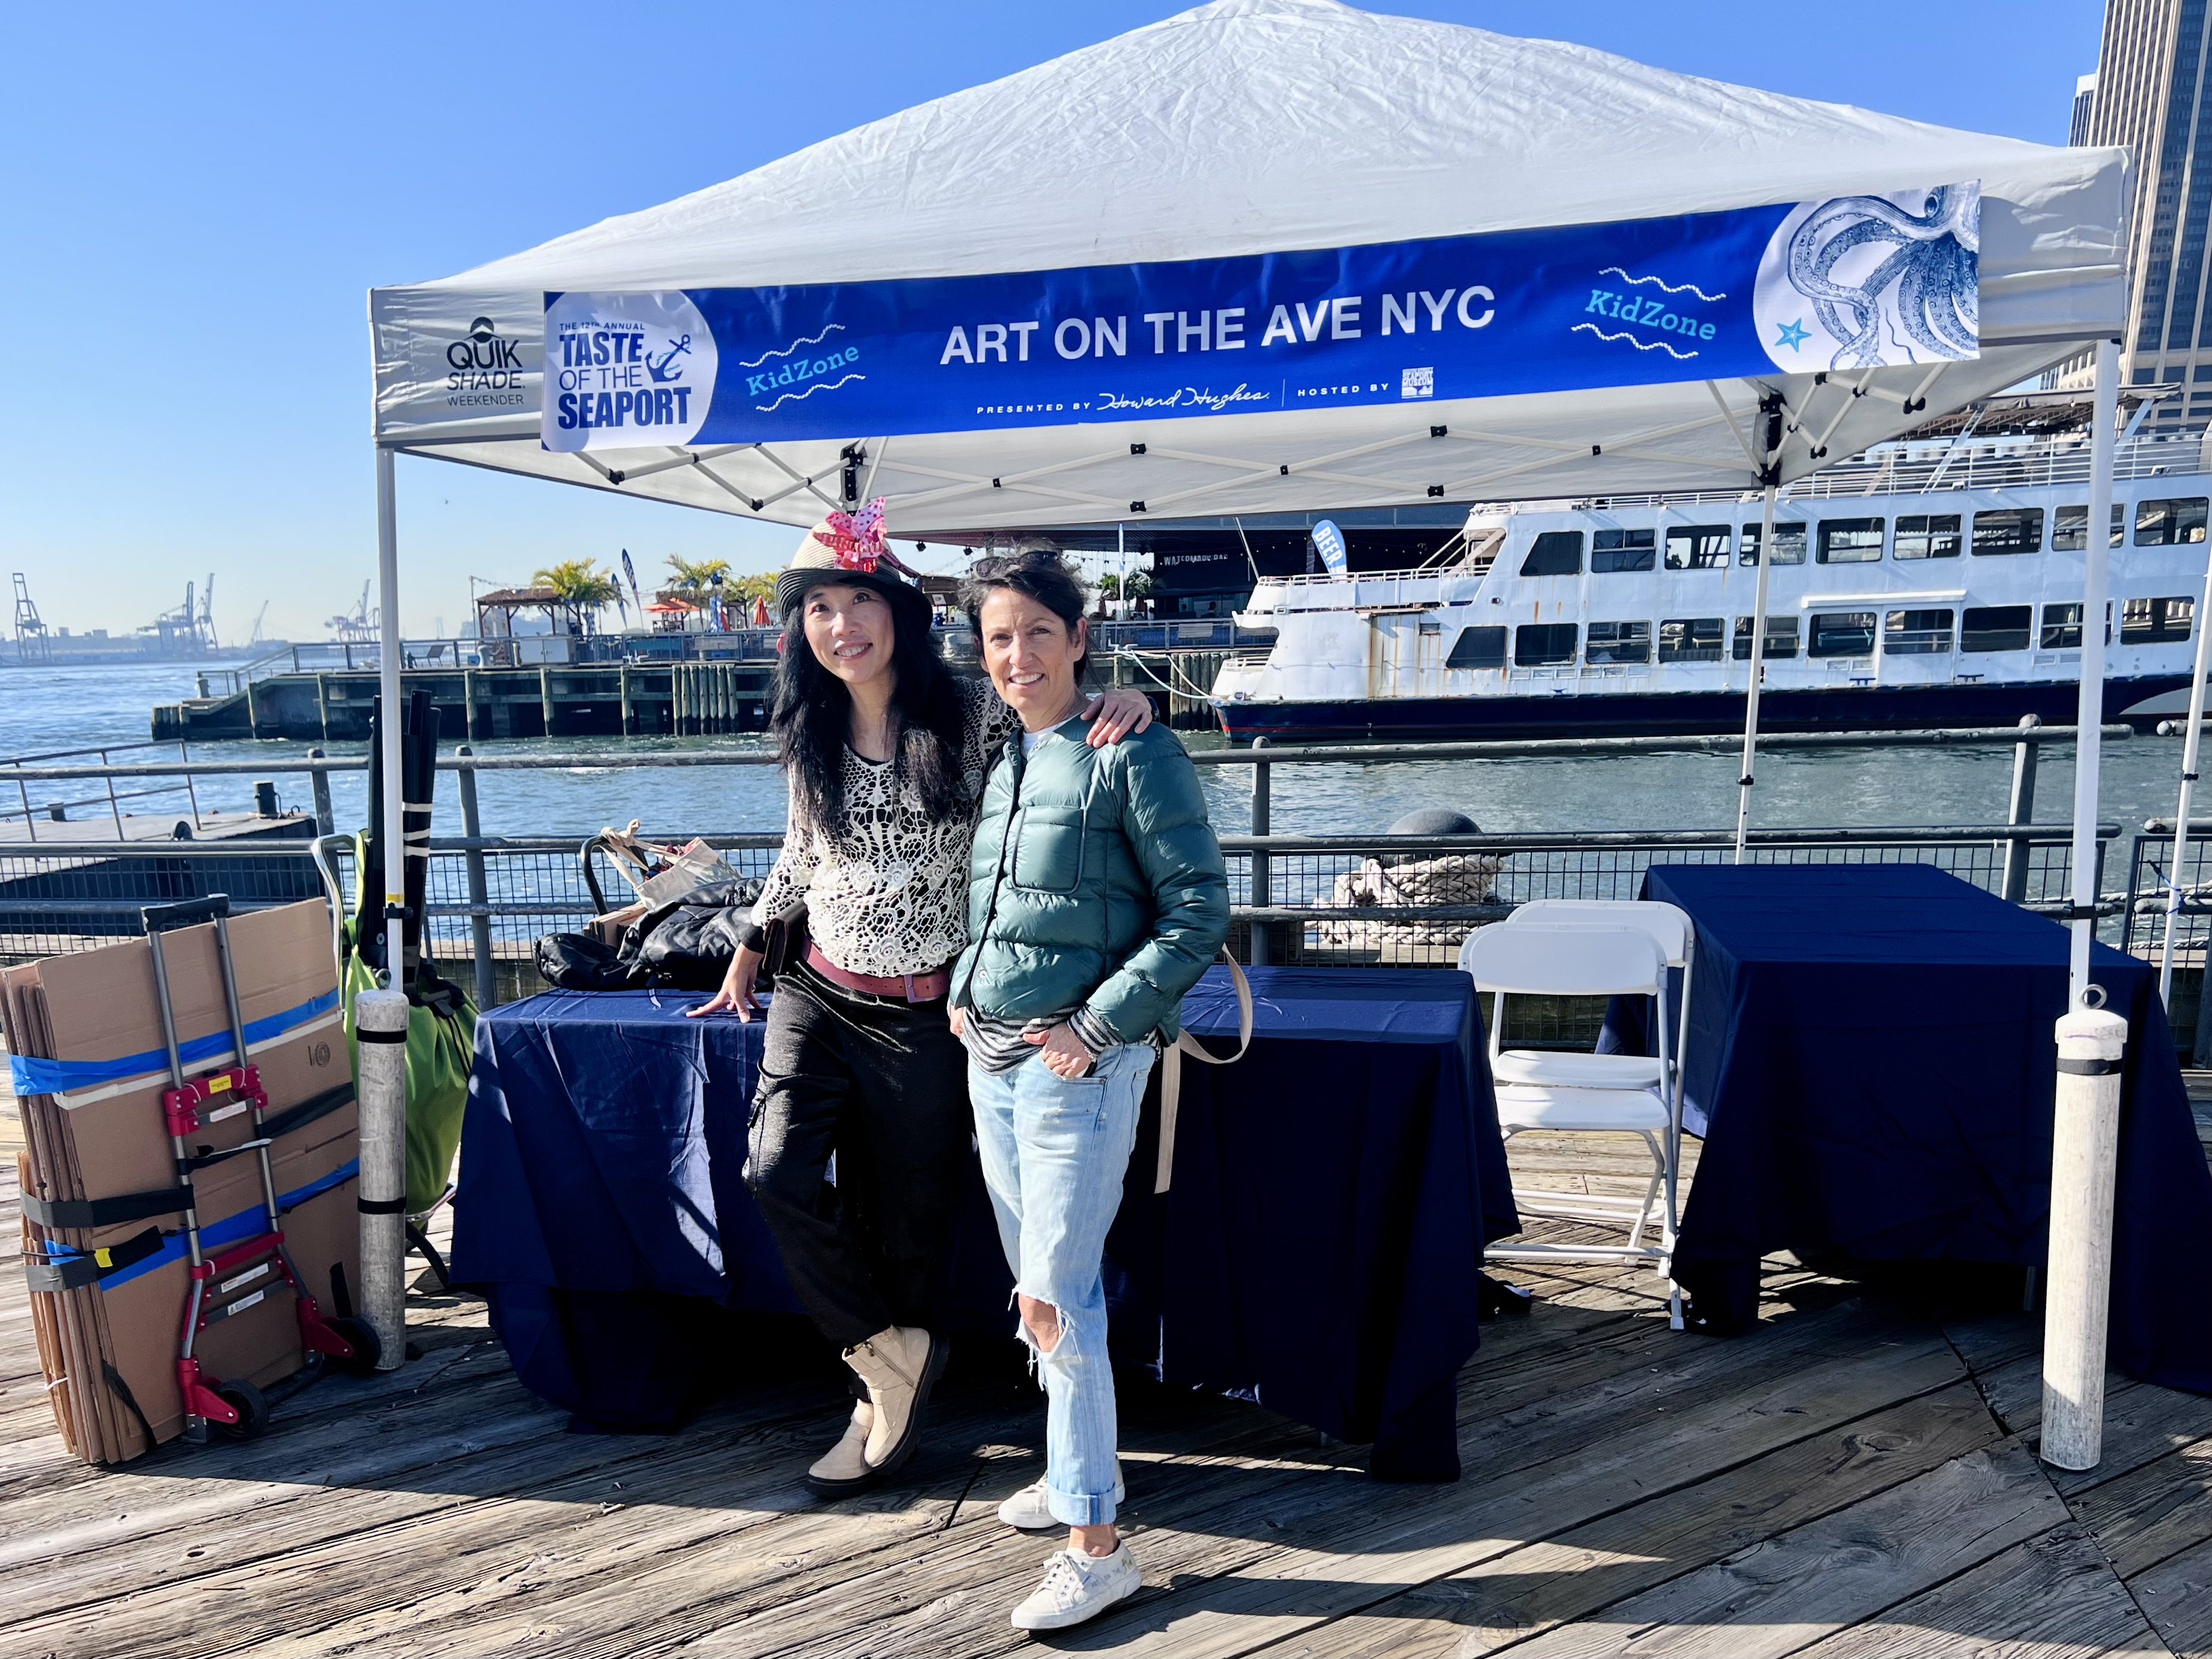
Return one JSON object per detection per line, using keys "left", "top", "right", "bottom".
{"left": 375, "top": 0, "right": 2122, "bottom": 528}
{"left": 365, "top": 0, "right": 2127, "bottom": 996}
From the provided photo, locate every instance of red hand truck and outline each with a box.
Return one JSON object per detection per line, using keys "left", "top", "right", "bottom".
{"left": 142, "top": 895, "right": 381, "bottom": 1441}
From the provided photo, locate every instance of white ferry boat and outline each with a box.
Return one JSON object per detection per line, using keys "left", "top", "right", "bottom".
{"left": 1213, "top": 430, "right": 2212, "bottom": 742}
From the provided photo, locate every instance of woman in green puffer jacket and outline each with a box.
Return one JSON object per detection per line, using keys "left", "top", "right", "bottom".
{"left": 947, "top": 550, "right": 1228, "bottom": 1633}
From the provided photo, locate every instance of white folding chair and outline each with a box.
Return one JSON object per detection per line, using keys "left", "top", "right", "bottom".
{"left": 1460, "top": 916, "right": 1686, "bottom": 1329}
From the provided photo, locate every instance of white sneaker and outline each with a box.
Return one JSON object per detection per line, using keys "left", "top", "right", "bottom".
{"left": 997, "top": 1467, "right": 1126, "bottom": 1530}
{"left": 1010, "top": 1544, "right": 1142, "bottom": 1631}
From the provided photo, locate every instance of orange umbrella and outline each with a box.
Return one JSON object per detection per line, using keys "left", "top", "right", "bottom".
{"left": 752, "top": 595, "right": 770, "bottom": 627}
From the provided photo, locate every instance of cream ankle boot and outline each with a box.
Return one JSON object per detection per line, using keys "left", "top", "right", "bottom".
{"left": 843, "top": 1326, "right": 946, "bottom": 1478}
{"left": 805, "top": 1399, "right": 876, "bottom": 1496}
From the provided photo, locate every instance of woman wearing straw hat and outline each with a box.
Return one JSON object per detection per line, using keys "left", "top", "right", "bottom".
{"left": 691, "top": 503, "right": 1152, "bottom": 1498}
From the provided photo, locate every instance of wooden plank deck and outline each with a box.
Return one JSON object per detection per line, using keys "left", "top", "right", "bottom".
{"left": 1, "top": 1067, "right": 2207, "bottom": 1657}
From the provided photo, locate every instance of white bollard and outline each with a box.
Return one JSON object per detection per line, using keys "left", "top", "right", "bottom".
{"left": 2040, "top": 1003, "right": 2128, "bottom": 1470}
{"left": 355, "top": 987, "right": 411, "bottom": 1371}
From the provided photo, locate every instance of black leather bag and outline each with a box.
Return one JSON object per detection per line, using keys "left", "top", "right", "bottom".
{"left": 626, "top": 879, "right": 764, "bottom": 990}
{"left": 535, "top": 875, "right": 768, "bottom": 993}
{"left": 534, "top": 930, "right": 645, "bottom": 991}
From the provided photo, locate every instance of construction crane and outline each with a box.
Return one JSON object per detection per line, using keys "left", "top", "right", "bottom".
{"left": 198, "top": 573, "right": 216, "bottom": 652}
{"left": 246, "top": 600, "right": 270, "bottom": 647}
{"left": 141, "top": 581, "right": 204, "bottom": 655}
{"left": 326, "top": 579, "right": 377, "bottom": 644}
{"left": 10, "top": 573, "right": 51, "bottom": 664}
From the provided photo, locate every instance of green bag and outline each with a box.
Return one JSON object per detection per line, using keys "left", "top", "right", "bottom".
{"left": 341, "top": 928, "right": 475, "bottom": 1216}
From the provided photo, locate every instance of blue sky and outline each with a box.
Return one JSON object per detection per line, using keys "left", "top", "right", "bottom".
{"left": 3, "top": 1, "right": 2101, "bottom": 645}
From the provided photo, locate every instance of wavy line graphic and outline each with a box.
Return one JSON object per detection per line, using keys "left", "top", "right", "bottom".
{"left": 753, "top": 373, "right": 865, "bottom": 412}
{"left": 737, "top": 325, "right": 847, "bottom": 370}
{"left": 1571, "top": 323, "right": 1699, "bottom": 360}
{"left": 1599, "top": 267, "right": 1726, "bottom": 302}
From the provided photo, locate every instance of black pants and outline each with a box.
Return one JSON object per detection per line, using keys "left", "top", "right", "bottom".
{"left": 745, "top": 958, "right": 972, "bottom": 1353}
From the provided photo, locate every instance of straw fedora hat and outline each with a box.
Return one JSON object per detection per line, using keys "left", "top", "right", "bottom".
{"left": 774, "top": 498, "right": 929, "bottom": 623}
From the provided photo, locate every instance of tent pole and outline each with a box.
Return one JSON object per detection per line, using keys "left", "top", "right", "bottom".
{"left": 2157, "top": 526, "right": 2212, "bottom": 1007}
{"left": 357, "top": 441, "right": 412, "bottom": 1371}
{"left": 1733, "top": 394, "right": 1781, "bottom": 865}
{"left": 1732, "top": 484, "right": 1776, "bottom": 863}
{"left": 375, "top": 445, "right": 406, "bottom": 967}
{"left": 2067, "top": 341, "right": 2119, "bottom": 1003}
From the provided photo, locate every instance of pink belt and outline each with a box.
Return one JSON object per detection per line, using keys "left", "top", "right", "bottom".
{"left": 806, "top": 942, "right": 951, "bottom": 1003}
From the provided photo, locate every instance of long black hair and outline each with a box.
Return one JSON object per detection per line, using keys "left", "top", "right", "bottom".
{"left": 770, "top": 581, "right": 972, "bottom": 836}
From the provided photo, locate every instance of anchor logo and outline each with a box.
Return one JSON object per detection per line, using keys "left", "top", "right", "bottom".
{"left": 647, "top": 334, "right": 692, "bottom": 383}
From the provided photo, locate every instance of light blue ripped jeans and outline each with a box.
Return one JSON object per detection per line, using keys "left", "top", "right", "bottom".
{"left": 968, "top": 1040, "right": 1154, "bottom": 1528}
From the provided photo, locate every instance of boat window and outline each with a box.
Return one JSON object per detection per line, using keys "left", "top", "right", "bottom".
{"left": 1809, "top": 612, "right": 1878, "bottom": 657}
{"left": 2052, "top": 504, "right": 2125, "bottom": 550}
{"left": 1514, "top": 623, "right": 1579, "bottom": 666}
{"left": 1660, "top": 618, "right": 1725, "bottom": 662}
{"left": 1893, "top": 515, "right": 1962, "bottom": 560}
{"left": 1445, "top": 625, "right": 1508, "bottom": 670}
{"left": 1585, "top": 621, "right": 1651, "bottom": 664}
{"left": 1663, "top": 525, "right": 1731, "bottom": 570}
{"left": 2134, "top": 498, "right": 2210, "bottom": 546}
{"left": 1519, "top": 531, "right": 1583, "bottom": 577}
{"left": 1732, "top": 616, "right": 1800, "bottom": 660}
{"left": 1591, "top": 529, "right": 1656, "bottom": 573}
{"left": 1816, "top": 518, "right": 1886, "bottom": 564}
{"left": 2041, "top": 603, "right": 2087, "bottom": 649}
{"left": 1961, "top": 605, "right": 2032, "bottom": 651}
{"left": 1971, "top": 508, "right": 2044, "bottom": 556}
{"left": 1738, "top": 522, "right": 1807, "bottom": 565}
{"left": 1883, "top": 608, "right": 1955, "bottom": 654}
{"left": 2121, "top": 595, "right": 2195, "bottom": 644}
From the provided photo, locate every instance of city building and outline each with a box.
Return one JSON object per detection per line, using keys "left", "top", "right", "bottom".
{"left": 2061, "top": 0, "right": 2211, "bottom": 430}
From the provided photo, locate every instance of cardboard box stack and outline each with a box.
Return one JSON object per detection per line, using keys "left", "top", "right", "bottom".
{"left": 3, "top": 899, "right": 361, "bottom": 1463}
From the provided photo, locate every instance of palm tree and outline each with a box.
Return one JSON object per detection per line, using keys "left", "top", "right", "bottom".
{"left": 533, "top": 558, "right": 621, "bottom": 635}
{"left": 663, "top": 555, "right": 732, "bottom": 601}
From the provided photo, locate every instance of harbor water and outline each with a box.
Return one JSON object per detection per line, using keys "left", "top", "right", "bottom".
{"left": 1, "top": 658, "right": 2200, "bottom": 843}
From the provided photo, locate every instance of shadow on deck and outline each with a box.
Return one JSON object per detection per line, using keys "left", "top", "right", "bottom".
{"left": 0, "top": 1117, "right": 2205, "bottom": 1658}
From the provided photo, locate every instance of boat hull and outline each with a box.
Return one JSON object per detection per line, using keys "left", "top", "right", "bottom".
{"left": 1214, "top": 675, "right": 2195, "bottom": 743}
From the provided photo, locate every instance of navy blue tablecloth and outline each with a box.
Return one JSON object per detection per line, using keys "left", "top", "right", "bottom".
{"left": 1604, "top": 864, "right": 2211, "bottom": 1392}
{"left": 452, "top": 967, "right": 1516, "bottom": 1479}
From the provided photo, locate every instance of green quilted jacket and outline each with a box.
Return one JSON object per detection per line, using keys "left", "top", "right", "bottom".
{"left": 951, "top": 714, "right": 1229, "bottom": 1044}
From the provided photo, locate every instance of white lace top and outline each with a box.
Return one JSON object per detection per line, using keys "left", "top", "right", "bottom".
{"left": 749, "top": 677, "right": 1020, "bottom": 976}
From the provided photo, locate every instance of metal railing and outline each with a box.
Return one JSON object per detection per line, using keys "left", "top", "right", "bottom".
{"left": 3, "top": 739, "right": 207, "bottom": 833}
{"left": 0, "top": 722, "right": 2134, "bottom": 999}
{"left": 2121, "top": 820, "right": 2212, "bottom": 1066}
{"left": 2, "top": 817, "right": 2118, "bottom": 987}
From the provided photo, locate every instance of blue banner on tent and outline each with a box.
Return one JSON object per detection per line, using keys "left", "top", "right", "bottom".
{"left": 542, "top": 184, "right": 1978, "bottom": 451}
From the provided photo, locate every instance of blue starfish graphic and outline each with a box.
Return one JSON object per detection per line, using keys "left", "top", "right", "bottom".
{"left": 1775, "top": 318, "right": 1811, "bottom": 352}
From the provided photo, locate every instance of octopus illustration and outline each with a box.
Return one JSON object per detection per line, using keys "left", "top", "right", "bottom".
{"left": 1788, "top": 186, "right": 1978, "bottom": 368}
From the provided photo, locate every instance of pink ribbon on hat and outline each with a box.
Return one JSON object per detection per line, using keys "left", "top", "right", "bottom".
{"left": 812, "top": 498, "right": 919, "bottom": 577}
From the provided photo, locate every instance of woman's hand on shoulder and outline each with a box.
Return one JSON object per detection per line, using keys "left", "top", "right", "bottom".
{"left": 1081, "top": 687, "right": 1154, "bottom": 747}
{"left": 688, "top": 945, "right": 764, "bottom": 1021}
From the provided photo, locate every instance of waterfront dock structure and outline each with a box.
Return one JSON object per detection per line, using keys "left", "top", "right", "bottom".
{"left": 149, "top": 626, "right": 1251, "bottom": 741}
{"left": 154, "top": 659, "right": 779, "bottom": 742}
{"left": 1, "top": 1084, "right": 2206, "bottom": 1658}
{"left": 2, "top": 733, "right": 2208, "bottom": 1652}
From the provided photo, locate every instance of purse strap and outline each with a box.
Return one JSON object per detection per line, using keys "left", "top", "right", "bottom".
{"left": 1155, "top": 952, "right": 1254, "bottom": 1194}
